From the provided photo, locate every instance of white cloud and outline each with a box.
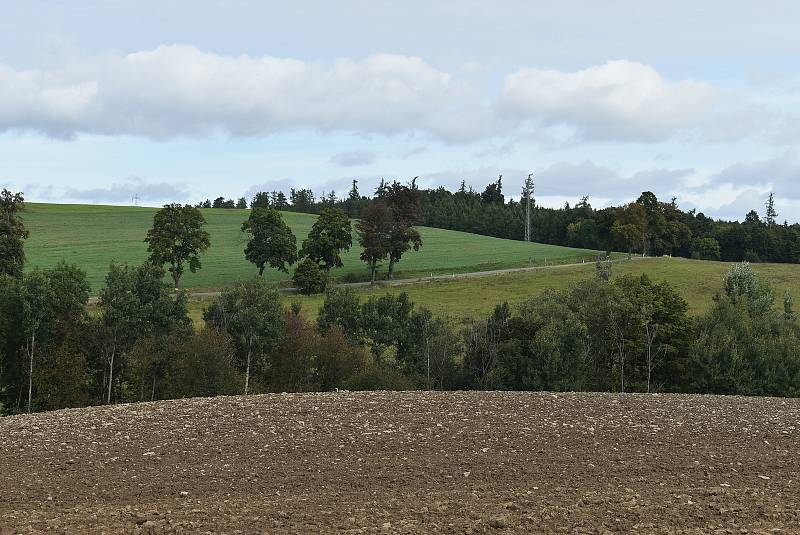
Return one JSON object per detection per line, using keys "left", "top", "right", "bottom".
{"left": 0, "top": 45, "right": 491, "bottom": 142}
{"left": 1, "top": 49, "right": 746, "bottom": 145}
{"left": 496, "top": 60, "right": 718, "bottom": 142}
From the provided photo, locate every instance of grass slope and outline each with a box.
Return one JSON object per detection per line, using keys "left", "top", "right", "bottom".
{"left": 22, "top": 203, "right": 602, "bottom": 292}
{"left": 263, "top": 257, "right": 800, "bottom": 324}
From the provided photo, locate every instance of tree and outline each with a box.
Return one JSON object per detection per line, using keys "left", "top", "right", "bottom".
{"left": 385, "top": 182, "right": 423, "bottom": 279}
{"left": 359, "top": 292, "right": 414, "bottom": 360}
{"left": 317, "top": 288, "right": 362, "bottom": 343}
{"left": 289, "top": 188, "right": 315, "bottom": 213}
{"left": 235, "top": 197, "right": 248, "bottom": 209}
{"left": 723, "top": 262, "right": 774, "bottom": 316}
{"left": 612, "top": 203, "right": 647, "bottom": 256}
{"left": 97, "top": 262, "right": 139, "bottom": 404}
{"left": 97, "top": 261, "right": 190, "bottom": 403}
{"left": 346, "top": 179, "right": 362, "bottom": 217}
{"left": 204, "top": 279, "right": 284, "bottom": 395}
{"left": 241, "top": 207, "right": 298, "bottom": 275}
{"left": 0, "top": 189, "right": 29, "bottom": 278}
{"left": 292, "top": 258, "right": 328, "bottom": 295}
{"left": 356, "top": 201, "right": 392, "bottom": 283}
{"left": 300, "top": 208, "right": 352, "bottom": 271}
{"left": 20, "top": 271, "right": 56, "bottom": 413}
{"left": 251, "top": 191, "right": 271, "bottom": 209}
{"left": 145, "top": 204, "right": 211, "bottom": 288}
{"left": 691, "top": 237, "right": 722, "bottom": 261}
{"left": 170, "top": 327, "right": 240, "bottom": 398}
{"left": 481, "top": 175, "right": 504, "bottom": 204}
{"left": 522, "top": 174, "right": 535, "bottom": 242}
{"left": 212, "top": 196, "right": 225, "bottom": 209}
{"left": 765, "top": 192, "right": 778, "bottom": 227}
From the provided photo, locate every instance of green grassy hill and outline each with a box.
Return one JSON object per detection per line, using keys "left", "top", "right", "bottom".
{"left": 274, "top": 257, "right": 800, "bottom": 324}
{"left": 22, "top": 203, "right": 603, "bottom": 292}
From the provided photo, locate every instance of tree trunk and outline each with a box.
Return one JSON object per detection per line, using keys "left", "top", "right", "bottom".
{"left": 387, "top": 257, "right": 395, "bottom": 280}
{"left": 172, "top": 263, "right": 181, "bottom": 289}
{"left": 370, "top": 262, "right": 377, "bottom": 285}
{"left": 244, "top": 343, "right": 252, "bottom": 396}
{"left": 151, "top": 373, "right": 156, "bottom": 401}
{"left": 107, "top": 344, "right": 116, "bottom": 404}
{"left": 27, "top": 333, "right": 35, "bottom": 414}
{"left": 258, "top": 265, "right": 265, "bottom": 276}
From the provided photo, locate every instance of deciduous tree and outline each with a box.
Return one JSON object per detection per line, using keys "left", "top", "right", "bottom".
{"left": 145, "top": 204, "right": 210, "bottom": 288}
{"left": 242, "top": 207, "right": 298, "bottom": 275}
{"left": 300, "top": 208, "right": 352, "bottom": 271}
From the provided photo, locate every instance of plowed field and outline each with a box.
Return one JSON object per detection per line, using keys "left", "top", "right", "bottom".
{"left": 1, "top": 392, "right": 798, "bottom": 533}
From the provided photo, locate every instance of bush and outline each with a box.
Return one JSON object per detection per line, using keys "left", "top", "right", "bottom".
{"left": 293, "top": 258, "right": 328, "bottom": 295}
{"left": 343, "top": 362, "right": 418, "bottom": 391}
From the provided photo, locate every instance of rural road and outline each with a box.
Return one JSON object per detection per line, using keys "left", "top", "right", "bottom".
{"left": 87, "top": 256, "right": 648, "bottom": 303}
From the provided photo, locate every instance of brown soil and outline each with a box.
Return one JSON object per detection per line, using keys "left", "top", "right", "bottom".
{"left": 1, "top": 391, "right": 798, "bottom": 534}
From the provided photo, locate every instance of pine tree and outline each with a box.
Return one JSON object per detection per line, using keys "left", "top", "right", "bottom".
{"left": 765, "top": 192, "right": 778, "bottom": 227}
{"left": 521, "top": 173, "right": 535, "bottom": 242}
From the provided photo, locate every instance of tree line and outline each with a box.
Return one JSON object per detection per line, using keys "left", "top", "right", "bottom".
{"left": 214, "top": 178, "right": 800, "bottom": 264}
{"left": 2, "top": 186, "right": 799, "bottom": 415}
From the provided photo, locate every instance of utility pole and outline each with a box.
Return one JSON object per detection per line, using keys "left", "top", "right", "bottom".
{"left": 522, "top": 173, "right": 535, "bottom": 242}
{"left": 132, "top": 194, "right": 140, "bottom": 206}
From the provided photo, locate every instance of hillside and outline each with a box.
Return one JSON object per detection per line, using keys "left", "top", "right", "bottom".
{"left": 21, "top": 203, "right": 601, "bottom": 292}
{"left": 1, "top": 391, "right": 797, "bottom": 533}
{"left": 198, "top": 257, "right": 800, "bottom": 326}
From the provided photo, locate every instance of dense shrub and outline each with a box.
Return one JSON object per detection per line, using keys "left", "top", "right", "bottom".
{"left": 292, "top": 258, "right": 328, "bottom": 295}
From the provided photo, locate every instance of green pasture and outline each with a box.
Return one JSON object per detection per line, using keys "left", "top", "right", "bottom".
{"left": 22, "top": 203, "right": 604, "bottom": 293}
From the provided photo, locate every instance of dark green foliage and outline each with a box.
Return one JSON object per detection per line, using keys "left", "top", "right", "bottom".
{"left": 204, "top": 278, "right": 284, "bottom": 395}
{"left": 300, "top": 208, "right": 352, "bottom": 271}
{"left": 97, "top": 261, "right": 191, "bottom": 403}
{"left": 235, "top": 197, "right": 248, "bottom": 209}
{"left": 0, "top": 189, "right": 29, "bottom": 278}
{"left": 241, "top": 207, "right": 297, "bottom": 275}
{"left": 356, "top": 201, "right": 392, "bottom": 283}
{"left": 250, "top": 191, "right": 271, "bottom": 209}
{"left": 385, "top": 183, "right": 423, "bottom": 279}
{"left": 691, "top": 237, "right": 722, "bottom": 260}
{"left": 0, "top": 262, "right": 90, "bottom": 413}
{"left": 463, "top": 275, "right": 690, "bottom": 394}
{"left": 145, "top": 204, "right": 211, "bottom": 288}
{"left": 359, "top": 292, "right": 414, "bottom": 360}
{"left": 318, "top": 288, "right": 362, "bottom": 342}
{"left": 292, "top": 258, "right": 327, "bottom": 295}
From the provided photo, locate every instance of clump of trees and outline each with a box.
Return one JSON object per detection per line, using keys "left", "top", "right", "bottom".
{"left": 237, "top": 183, "right": 424, "bottom": 288}
{"left": 3, "top": 184, "right": 800, "bottom": 416}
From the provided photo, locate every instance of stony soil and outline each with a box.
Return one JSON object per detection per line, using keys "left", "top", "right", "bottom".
{"left": 1, "top": 391, "right": 798, "bottom": 534}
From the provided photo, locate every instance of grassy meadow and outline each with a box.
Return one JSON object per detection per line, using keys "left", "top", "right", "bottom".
{"left": 21, "top": 203, "right": 798, "bottom": 326}
{"left": 22, "top": 203, "right": 603, "bottom": 292}
{"left": 217, "top": 256, "right": 799, "bottom": 326}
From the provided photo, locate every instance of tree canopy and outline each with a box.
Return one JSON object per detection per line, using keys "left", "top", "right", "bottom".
{"left": 145, "top": 204, "right": 210, "bottom": 288}
{"left": 300, "top": 207, "right": 352, "bottom": 271}
{"left": 241, "top": 207, "right": 298, "bottom": 275}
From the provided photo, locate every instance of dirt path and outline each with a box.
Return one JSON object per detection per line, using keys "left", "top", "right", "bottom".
{"left": 87, "top": 256, "right": 649, "bottom": 303}
{"left": 1, "top": 391, "right": 797, "bottom": 533}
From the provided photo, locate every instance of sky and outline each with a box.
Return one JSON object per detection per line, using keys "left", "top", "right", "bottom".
{"left": 1, "top": 0, "right": 800, "bottom": 221}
